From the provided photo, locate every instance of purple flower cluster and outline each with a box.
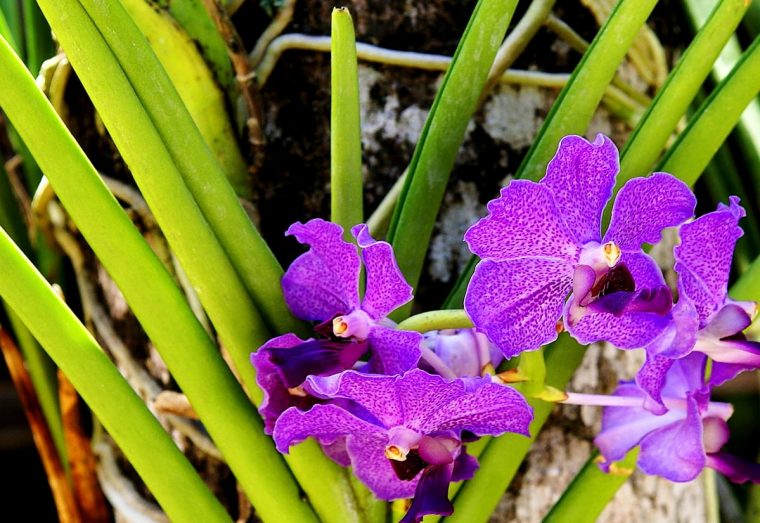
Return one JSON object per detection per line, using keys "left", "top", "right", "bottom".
{"left": 252, "top": 219, "right": 532, "bottom": 521}
{"left": 252, "top": 134, "right": 759, "bottom": 521}
{"left": 464, "top": 134, "right": 760, "bottom": 485}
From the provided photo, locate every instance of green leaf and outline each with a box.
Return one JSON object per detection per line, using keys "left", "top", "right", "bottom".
{"left": 616, "top": 0, "right": 750, "bottom": 188}
{"left": 40, "top": 0, "right": 266, "bottom": 404}
{"left": 76, "top": 0, "right": 307, "bottom": 339}
{"left": 330, "top": 7, "right": 363, "bottom": 236}
{"left": 0, "top": 30, "right": 319, "bottom": 523}
{"left": 21, "top": 0, "right": 55, "bottom": 74}
{"left": 0, "top": 228, "right": 231, "bottom": 522}
{"left": 516, "top": 0, "right": 659, "bottom": 182}
{"left": 386, "top": 0, "right": 520, "bottom": 319}
{"left": 658, "top": 35, "right": 760, "bottom": 187}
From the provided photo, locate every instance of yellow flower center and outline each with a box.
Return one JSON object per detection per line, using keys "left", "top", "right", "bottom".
{"left": 333, "top": 317, "right": 349, "bottom": 336}
{"left": 384, "top": 445, "right": 407, "bottom": 461}
{"left": 602, "top": 241, "right": 621, "bottom": 267}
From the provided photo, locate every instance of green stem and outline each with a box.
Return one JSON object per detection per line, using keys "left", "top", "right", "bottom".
{"left": 542, "top": 449, "right": 638, "bottom": 523}
{"left": 0, "top": 226, "right": 232, "bottom": 523}
{"left": 519, "top": 349, "right": 546, "bottom": 397}
{"left": 387, "top": 0, "right": 520, "bottom": 320}
{"left": 658, "top": 36, "right": 760, "bottom": 187}
{"left": 330, "top": 7, "right": 363, "bottom": 237}
{"left": 396, "top": 310, "right": 473, "bottom": 333}
{"left": 0, "top": 31, "right": 319, "bottom": 523}
{"left": 616, "top": 0, "right": 750, "bottom": 189}
{"left": 77, "top": 0, "right": 307, "bottom": 339}
{"left": 41, "top": 0, "right": 265, "bottom": 401}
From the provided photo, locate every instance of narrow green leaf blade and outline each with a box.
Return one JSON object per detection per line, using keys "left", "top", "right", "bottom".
{"left": 517, "top": 0, "right": 659, "bottom": 182}
{"left": 78, "top": 0, "right": 306, "bottom": 338}
{"left": 386, "top": 0, "right": 520, "bottom": 318}
{"left": 331, "top": 7, "right": 364, "bottom": 236}
{"left": 616, "top": 0, "right": 750, "bottom": 187}
{"left": 0, "top": 28, "right": 318, "bottom": 523}
{"left": 658, "top": 36, "right": 760, "bottom": 186}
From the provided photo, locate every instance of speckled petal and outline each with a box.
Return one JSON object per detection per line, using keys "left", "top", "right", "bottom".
{"left": 367, "top": 325, "right": 422, "bottom": 375}
{"left": 351, "top": 224, "right": 414, "bottom": 319}
{"left": 420, "top": 380, "right": 532, "bottom": 437}
{"left": 539, "top": 134, "right": 618, "bottom": 244}
{"left": 306, "top": 371, "right": 405, "bottom": 428}
{"left": 604, "top": 173, "right": 696, "bottom": 251}
{"left": 307, "top": 370, "right": 530, "bottom": 441}
{"left": 251, "top": 333, "right": 319, "bottom": 433}
{"left": 464, "top": 181, "right": 580, "bottom": 261}
{"left": 283, "top": 219, "right": 361, "bottom": 321}
{"left": 273, "top": 403, "right": 382, "bottom": 453}
{"left": 595, "top": 383, "right": 684, "bottom": 464}
{"left": 674, "top": 197, "right": 745, "bottom": 325}
{"left": 638, "top": 395, "right": 705, "bottom": 482}
{"left": 347, "top": 433, "right": 419, "bottom": 500}
{"left": 465, "top": 257, "right": 574, "bottom": 358}
{"left": 636, "top": 353, "right": 675, "bottom": 414}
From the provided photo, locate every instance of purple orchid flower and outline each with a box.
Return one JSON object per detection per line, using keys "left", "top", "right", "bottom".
{"left": 464, "top": 134, "right": 696, "bottom": 358}
{"left": 636, "top": 197, "right": 760, "bottom": 412}
{"left": 273, "top": 369, "right": 533, "bottom": 522}
{"left": 251, "top": 219, "right": 423, "bottom": 432}
{"left": 587, "top": 353, "right": 760, "bottom": 484}
{"left": 419, "top": 329, "right": 503, "bottom": 379}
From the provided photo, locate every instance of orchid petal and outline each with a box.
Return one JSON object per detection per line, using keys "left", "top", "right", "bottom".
{"left": 464, "top": 181, "right": 580, "bottom": 262}
{"left": 451, "top": 447, "right": 479, "bottom": 482}
{"left": 564, "top": 294, "right": 671, "bottom": 348}
{"left": 273, "top": 403, "right": 382, "bottom": 453}
{"left": 252, "top": 333, "right": 320, "bottom": 433}
{"left": 465, "top": 257, "right": 573, "bottom": 357}
{"left": 636, "top": 354, "right": 675, "bottom": 414}
{"left": 644, "top": 297, "right": 699, "bottom": 359}
{"left": 674, "top": 197, "right": 745, "bottom": 325}
{"left": 367, "top": 325, "right": 423, "bottom": 375}
{"left": 346, "top": 433, "right": 419, "bottom": 500}
{"left": 706, "top": 452, "right": 760, "bottom": 484}
{"left": 540, "top": 134, "right": 618, "bottom": 244}
{"left": 595, "top": 383, "right": 684, "bottom": 464}
{"left": 604, "top": 172, "right": 696, "bottom": 251}
{"left": 702, "top": 303, "right": 753, "bottom": 340}
{"left": 401, "top": 464, "right": 455, "bottom": 523}
{"left": 283, "top": 219, "right": 361, "bottom": 321}
{"left": 421, "top": 381, "right": 533, "bottom": 437}
{"left": 352, "top": 224, "right": 413, "bottom": 319}
{"left": 638, "top": 395, "right": 705, "bottom": 482}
